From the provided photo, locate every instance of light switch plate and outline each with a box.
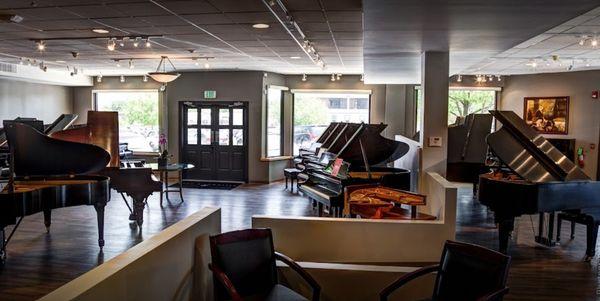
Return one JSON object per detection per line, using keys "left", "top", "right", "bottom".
{"left": 428, "top": 136, "right": 442, "bottom": 147}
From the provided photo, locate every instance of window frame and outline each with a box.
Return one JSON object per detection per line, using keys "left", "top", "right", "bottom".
{"left": 290, "top": 90, "right": 372, "bottom": 156}
{"left": 265, "top": 86, "right": 285, "bottom": 158}
{"left": 92, "top": 89, "right": 162, "bottom": 155}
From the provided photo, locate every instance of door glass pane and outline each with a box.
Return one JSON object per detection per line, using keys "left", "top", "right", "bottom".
{"left": 233, "top": 109, "right": 243, "bottom": 125}
{"left": 187, "top": 128, "right": 197, "bottom": 145}
{"left": 219, "top": 109, "right": 230, "bottom": 125}
{"left": 232, "top": 129, "right": 243, "bottom": 146}
{"left": 200, "top": 108, "right": 211, "bottom": 125}
{"left": 219, "top": 129, "right": 230, "bottom": 145}
{"left": 187, "top": 108, "right": 197, "bottom": 125}
{"left": 200, "top": 128, "right": 212, "bottom": 145}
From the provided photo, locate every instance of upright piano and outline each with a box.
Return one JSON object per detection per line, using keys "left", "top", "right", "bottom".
{"left": 51, "top": 111, "right": 162, "bottom": 226}
{"left": 0, "top": 122, "right": 110, "bottom": 264}
{"left": 298, "top": 122, "right": 411, "bottom": 216}
{"left": 478, "top": 110, "right": 600, "bottom": 258}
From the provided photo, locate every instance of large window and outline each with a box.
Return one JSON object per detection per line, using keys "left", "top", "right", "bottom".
{"left": 293, "top": 91, "right": 370, "bottom": 155}
{"left": 95, "top": 91, "right": 160, "bottom": 153}
{"left": 415, "top": 88, "right": 497, "bottom": 136}
{"left": 266, "top": 88, "right": 283, "bottom": 157}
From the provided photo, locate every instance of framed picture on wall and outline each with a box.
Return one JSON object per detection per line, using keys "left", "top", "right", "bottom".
{"left": 523, "top": 96, "right": 569, "bottom": 135}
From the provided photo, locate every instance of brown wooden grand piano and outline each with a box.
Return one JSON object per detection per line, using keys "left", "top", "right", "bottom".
{"left": 0, "top": 121, "right": 111, "bottom": 264}
{"left": 50, "top": 111, "right": 162, "bottom": 227}
{"left": 298, "top": 122, "right": 411, "bottom": 216}
{"left": 344, "top": 184, "right": 435, "bottom": 220}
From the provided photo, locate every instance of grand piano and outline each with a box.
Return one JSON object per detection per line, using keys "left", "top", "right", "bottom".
{"left": 0, "top": 122, "right": 110, "bottom": 264}
{"left": 298, "top": 122, "right": 411, "bottom": 216}
{"left": 478, "top": 110, "right": 600, "bottom": 258}
{"left": 51, "top": 111, "right": 162, "bottom": 227}
{"left": 446, "top": 113, "right": 493, "bottom": 190}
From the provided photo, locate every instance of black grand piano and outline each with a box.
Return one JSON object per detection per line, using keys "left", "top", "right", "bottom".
{"left": 298, "top": 122, "right": 411, "bottom": 216}
{"left": 0, "top": 122, "right": 110, "bottom": 264}
{"left": 478, "top": 110, "right": 600, "bottom": 259}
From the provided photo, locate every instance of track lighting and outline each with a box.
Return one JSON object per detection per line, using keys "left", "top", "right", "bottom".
{"left": 145, "top": 38, "right": 151, "bottom": 48}
{"left": 336, "top": 74, "right": 341, "bottom": 80}
{"left": 97, "top": 75, "right": 102, "bottom": 83}
{"left": 36, "top": 40, "right": 45, "bottom": 51}
{"left": 115, "top": 60, "right": 121, "bottom": 68}
{"left": 107, "top": 38, "right": 116, "bottom": 51}
{"left": 128, "top": 59, "right": 134, "bottom": 69}
{"left": 360, "top": 74, "right": 364, "bottom": 82}
{"left": 18, "top": 57, "right": 24, "bottom": 65}
{"left": 133, "top": 37, "right": 140, "bottom": 47}
{"left": 496, "top": 75, "right": 502, "bottom": 82}
{"left": 204, "top": 58, "right": 210, "bottom": 69}
{"left": 330, "top": 74, "right": 335, "bottom": 82}
{"left": 118, "top": 39, "right": 125, "bottom": 47}
{"left": 592, "top": 38, "right": 598, "bottom": 47}
{"left": 301, "top": 74, "right": 307, "bottom": 82}
{"left": 457, "top": 75, "right": 462, "bottom": 82}
{"left": 120, "top": 75, "right": 125, "bottom": 83}
{"left": 143, "top": 74, "right": 148, "bottom": 82}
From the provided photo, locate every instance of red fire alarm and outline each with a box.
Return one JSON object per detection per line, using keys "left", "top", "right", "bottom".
{"left": 593, "top": 90, "right": 599, "bottom": 99}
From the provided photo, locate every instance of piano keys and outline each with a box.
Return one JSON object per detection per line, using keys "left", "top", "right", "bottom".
{"left": 477, "top": 110, "right": 600, "bottom": 258}
{"left": 0, "top": 122, "right": 110, "bottom": 264}
{"left": 344, "top": 184, "right": 435, "bottom": 220}
{"left": 298, "top": 122, "right": 411, "bottom": 217}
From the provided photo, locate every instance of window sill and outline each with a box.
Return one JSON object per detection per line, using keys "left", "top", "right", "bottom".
{"left": 260, "top": 156, "right": 293, "bottom": 162}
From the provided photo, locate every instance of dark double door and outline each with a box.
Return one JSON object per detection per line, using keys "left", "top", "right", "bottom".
{"left": 180, "top": 101, "right": 248, "bottom": 182}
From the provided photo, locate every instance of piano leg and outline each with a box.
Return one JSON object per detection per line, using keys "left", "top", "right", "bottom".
{"left": 498, "top": 218, "right": 515, "bottom": 254}
{"left": 0, "top": 228, "right": 5, "bottom": 265}
{"left": 132, "top": 197, "right": 146, "bottom": 227}
{"left": 94, "top": 203, "right": 106, "bottom": 249}
{"left": 585, "top": 220, "right": 598, "bottom": 262}
{"left": 43, "top": 208, "right": 51, "bottom": 233}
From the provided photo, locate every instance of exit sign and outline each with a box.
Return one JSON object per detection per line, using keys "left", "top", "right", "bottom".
{"left": 204, "top": 90, "right": 216, "bottom": 99}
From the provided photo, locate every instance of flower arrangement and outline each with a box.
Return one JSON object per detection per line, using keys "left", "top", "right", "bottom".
{"left": 157, "top": 133, "right": 169, "bottom": 166}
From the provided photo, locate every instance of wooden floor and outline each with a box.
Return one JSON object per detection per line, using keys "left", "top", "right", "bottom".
{"left": 0, "top": 182, "right": 597, "bottom": 300}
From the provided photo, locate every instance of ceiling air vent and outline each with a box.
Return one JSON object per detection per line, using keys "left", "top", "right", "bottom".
{"left": 0, "top": 62, "right": 17, "bottom": 73}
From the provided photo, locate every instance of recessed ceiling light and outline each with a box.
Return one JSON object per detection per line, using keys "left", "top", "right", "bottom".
{"left": 92, "top": 28, "right": 109, "bottom": 34}
{"left": 252, "top": 23, "right": 270, "bottom": 29}
{"left": 290, "top": 56, "right": 301, "bottom": 59}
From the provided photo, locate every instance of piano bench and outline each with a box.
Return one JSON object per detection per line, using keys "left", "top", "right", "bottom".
{"left": 283, "top": 168, "right": 302, "bottom": 193}
{"left": 557, "top": 211, "right": 600, "bottom": 260}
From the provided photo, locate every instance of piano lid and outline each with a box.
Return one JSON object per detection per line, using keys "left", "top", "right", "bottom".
{"left": 487, "top": 110, "right": 588, "bottom": 182}
{"left": 4, "top": 122, "right": 110, "bottom": 177}
{"left": 336, "top": 123, "right": 410, "bottom": 167}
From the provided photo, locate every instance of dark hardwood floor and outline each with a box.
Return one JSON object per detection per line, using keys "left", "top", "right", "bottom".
{"left": 0, "top": 182, "right": 597, "bottom": 300}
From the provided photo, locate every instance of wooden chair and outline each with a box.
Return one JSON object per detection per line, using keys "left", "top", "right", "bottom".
{"left": 209, "top": 228, "right": 320, "bottom": 301}
{"left": 380, "top": 240, "right": 511, "bottom": 301}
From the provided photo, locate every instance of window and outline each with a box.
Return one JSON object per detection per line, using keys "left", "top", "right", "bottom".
{"left": 266, "top": 88, "right": 283, "bottom": 157}
{"left": 95, "top": 91, "right": 160, "bottom": 153}
{"left": 293, "top": 91, "right": 370, "bottom": 155}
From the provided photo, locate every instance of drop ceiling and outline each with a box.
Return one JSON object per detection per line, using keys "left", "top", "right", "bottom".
{"left": 362, "top": 0, "right": 600, "bottom": 84}
{"left": 0, "top": 0, "right": 364, "bottom": 76}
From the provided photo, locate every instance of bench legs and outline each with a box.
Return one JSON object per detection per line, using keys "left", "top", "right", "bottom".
{"left": 557, "top": 213, "right": 599, "bottom": 261}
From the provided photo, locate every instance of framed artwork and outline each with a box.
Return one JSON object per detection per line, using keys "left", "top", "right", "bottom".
{"left": 523, "top": 96, "right": 569, "bottom": 135}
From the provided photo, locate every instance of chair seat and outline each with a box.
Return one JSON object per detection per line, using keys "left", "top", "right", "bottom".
{"left": 245, "top": 284, "right": 308, "bottom": 301}
{"left": 284, "top": 168, "right": 302, "bottom": 176}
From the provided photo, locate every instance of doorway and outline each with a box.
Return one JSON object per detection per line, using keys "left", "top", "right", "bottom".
{"left": 180, "top": 101, "right": 248, "bottom": 182}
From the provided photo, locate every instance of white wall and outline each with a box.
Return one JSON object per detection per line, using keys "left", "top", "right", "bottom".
{"left": 500, "top": 70, "right": 600, "bottom": 179}
{"left": 0, "top": 77, "right": 73, "bottom": 122}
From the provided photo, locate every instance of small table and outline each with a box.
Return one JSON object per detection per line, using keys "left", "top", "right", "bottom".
{"left": 147, "top": 163, "right": 195, "bottom": 206}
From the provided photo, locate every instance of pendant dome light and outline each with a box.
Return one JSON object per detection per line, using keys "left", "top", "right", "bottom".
{"left": 148, "top": 56, "right": 180, "bottom": 83}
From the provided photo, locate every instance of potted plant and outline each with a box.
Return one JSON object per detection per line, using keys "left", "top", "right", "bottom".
{"left": 157, "top": 133, "right": 169, "bottom": 166}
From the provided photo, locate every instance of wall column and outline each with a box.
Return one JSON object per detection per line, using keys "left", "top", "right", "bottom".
{"left": 420, "top": 51, "right": 449, "bottom": 175}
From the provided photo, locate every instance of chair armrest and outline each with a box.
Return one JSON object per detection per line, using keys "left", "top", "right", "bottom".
{"left": 208, "top": 263, "right": 243, "bottom": 301}
{"left": 379, "top": 265, "right": 439, "bottom": 301}
{"left": 476, "top": 287, "right": 509, "bottom": 301}
{"left": 275, "top": 252, "right": 321, "bottom": 301}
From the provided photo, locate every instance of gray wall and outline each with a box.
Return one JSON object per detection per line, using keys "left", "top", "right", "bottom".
{"left": 0, "top": 77, "right": 73, "bottom": 122}
{"left": 499, "top": 70, "right": 600, "bottom": 179}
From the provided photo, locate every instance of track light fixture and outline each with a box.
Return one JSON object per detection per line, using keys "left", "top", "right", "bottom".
{"left": 336, "top": 74, "right": 341, "bottom": 80}
{"left": 456, "top": 75, "right": 462, "bottom": 82}
{"left": 592, "top": 37, "right": 598, "bottom": 47}
{"left": 360, "top": 74, "right": 364, "bottom": 82}
{"left": 107, "top": 38, "right": 116, "bottom": 51}
{"left": 97, "top": 75, "right": 102, "bottom": 83}
{"left": 204, "top": 58, "right": 210, "bottom": 69}
{"left": 143, "top": 74, "right": 148, "bottom": 82}
{"left": 128, "top": 59, "right": 134, "bottom": 69}
{"left": 133, "top": 37, "right": 141, "bottom": 47}
{"left": 115, "top": 59, "right": 121, "bottom": 67}
{"left": 301, "top": 74, "right": 307, "bottom": 81}
{"left": 36, "top": 40, "right": 45, "bottom": 51}
{"left": 120, "top": 75, "right": 125, "bottom": 83}
{"left": 330, "top": 74, "right": 336, "bottom": 82}
{"left": 145, "top": 38, "right": 151, "bottom": 48}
